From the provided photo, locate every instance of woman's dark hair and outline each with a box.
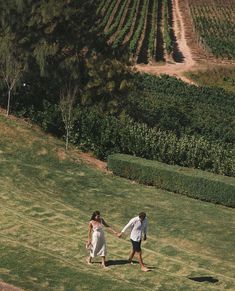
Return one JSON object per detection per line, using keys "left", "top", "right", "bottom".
{"left": 90, "top": 211, "right": 100, "bottom": 221}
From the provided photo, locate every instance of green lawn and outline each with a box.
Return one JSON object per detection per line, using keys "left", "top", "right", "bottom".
{"left": 0, "top": 113, "right": 234, "bottom": 291}
{"left": 186, "top": 65, "right": 235, "bottom": 94}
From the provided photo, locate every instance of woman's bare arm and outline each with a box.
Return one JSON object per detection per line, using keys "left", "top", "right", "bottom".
{"left": 102, "top": 218, "right": 117, "bottom": 234}
{"left": 87, "top": 222, "right": 93, "bottom": 245}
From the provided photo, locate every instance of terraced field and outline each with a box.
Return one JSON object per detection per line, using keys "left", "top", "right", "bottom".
{"left": 0, "top": 113, "right": 235, "bottom": 290}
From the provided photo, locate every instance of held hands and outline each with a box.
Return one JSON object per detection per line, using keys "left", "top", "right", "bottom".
{"left": 111, "top": 228, "right": 122, "bottom": 238}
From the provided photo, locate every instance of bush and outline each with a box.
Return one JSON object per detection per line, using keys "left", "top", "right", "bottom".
{"left": 71, "top": 108, "right": 234, "bottom": 176}
{"left": 127, "top": 74, "right": 235, "bottom": 143}
{"left": 108, "top": 154, "right": 235, "bottom": 207}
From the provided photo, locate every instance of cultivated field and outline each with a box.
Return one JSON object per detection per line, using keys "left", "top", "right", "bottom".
{"left": 98, "top": 0, "right": 235, "bottom": 64}
{"left": 0, "top": 113, "right": 235, "bottom": 290}
{"left": 187, "top": 0, "right": 235, "bottom": 59}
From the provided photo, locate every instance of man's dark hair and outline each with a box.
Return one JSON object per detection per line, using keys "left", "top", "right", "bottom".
{"left": 139, "top": 212, "right": 146, "bottom": 219}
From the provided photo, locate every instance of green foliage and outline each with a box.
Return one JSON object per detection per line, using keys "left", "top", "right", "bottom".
{"left": 129, "top": 0, "right": 149, "bottom": 54}
{"left": 0, "top": 28, "right": 27, "bottom": 115}
{"left": 81, "top": 55, "right": 132, "bottom": 113}
{"left": 28, "top": 100, "right": 63, "bottom": 135}
{"left": 104, "top": 0, "right": 127, "bottom": 39}
{"left": 163, "top": 0, "right": 173, "bottom": 54}
{"left": 128, "top": 74, "right": 235, "bottom": 143}
{"left": 0, "top": 0, "right": 101, "bottom": 90}
{"left": 108, "top": 154, "right": 235, "bottom": 207}
{"left": 189, "top": 0, "right": 235, "bottom": 59}
{"left": 69, "top": 107, "right": 234, "bottom": 176}
{"left": 112, "top": 0, "right": 139, "bottom": 49}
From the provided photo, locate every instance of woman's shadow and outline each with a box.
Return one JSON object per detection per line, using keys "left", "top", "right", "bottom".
{"left": 106, "top": 260, "right": 156, "bottom": 270}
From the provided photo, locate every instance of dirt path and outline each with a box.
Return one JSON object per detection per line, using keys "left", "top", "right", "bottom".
{"left": 77, "top": 151, "right": 108, "bottom": 173}
{"left": 135, "top": 0, "right": 205, "bottom": 84}
{"left": 135, "top": 0, "right": 199, "bottom": 84}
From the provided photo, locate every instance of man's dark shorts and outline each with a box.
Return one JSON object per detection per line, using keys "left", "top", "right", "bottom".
{"left": 131, "top": 239, "right": 142, "bottom": 252}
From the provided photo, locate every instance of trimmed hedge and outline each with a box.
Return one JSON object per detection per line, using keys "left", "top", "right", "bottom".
{"left": 108, "top": 154, "right": 235, "bottom": 207}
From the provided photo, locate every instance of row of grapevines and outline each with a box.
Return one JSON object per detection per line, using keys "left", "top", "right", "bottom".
{"left": 148, "top": 0, "right": 158, "bottom": 60}
{"left": 112, "top": 0, "right": 139, "bottom": 49}
{"left": 105, "top": 0, "right": 128, "bottom": 38}
{"left": 99, "top": 1, "right": 116, "bottom": 29}
{"left": 188, "top": 0, "right": 235, "bottom": 59}
{"left": 163, "top": 0, "right": 173, "bottom": 54}
{"left": 96, "top": 0, "right": 106, "bottom": 15}
{"left": 129, "top": 0, "right": 149, "bottom": 54}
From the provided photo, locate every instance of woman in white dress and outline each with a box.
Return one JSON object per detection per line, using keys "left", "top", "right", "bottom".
{"left": 86, "top": 211, "right": 117, "bottom": 268}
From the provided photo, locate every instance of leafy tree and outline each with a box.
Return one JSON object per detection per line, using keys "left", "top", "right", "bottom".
{"left": 82, "top": 53, "right": 132, "bottom": 113}
{"left": 0, "top": 30, "right": 26, "bottom": 116}
{"left": 59, "top": 85, "right": 77, "bottom": 150}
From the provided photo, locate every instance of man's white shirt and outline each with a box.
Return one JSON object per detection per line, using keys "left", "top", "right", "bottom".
{"left": 121, "top": 216, "right": 148, "bottom": 242}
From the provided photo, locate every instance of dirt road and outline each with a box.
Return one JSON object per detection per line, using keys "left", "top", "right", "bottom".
{"left": 135, "top": 0, "right": 204, "bottom": 84}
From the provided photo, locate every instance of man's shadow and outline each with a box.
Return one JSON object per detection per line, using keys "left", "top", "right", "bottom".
{"left": 106, "top": 259, "right": 138, "bottom": 266}
{"left": 106, "top": 260, "right": 156, "bottom": 270}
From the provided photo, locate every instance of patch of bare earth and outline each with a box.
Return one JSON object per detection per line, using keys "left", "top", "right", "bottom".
{"left": 135, "top": 0, "right": 235, "bottom": 85}
{"left": 0, "top": 282, "right": 23, "bottom": 291}
{"left": 77, "top": 151, "right": 109, "bottom": 173}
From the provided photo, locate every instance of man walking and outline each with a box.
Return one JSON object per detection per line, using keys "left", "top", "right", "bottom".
{"left": 118, "top": 212, "right": 150, "bottom": 272}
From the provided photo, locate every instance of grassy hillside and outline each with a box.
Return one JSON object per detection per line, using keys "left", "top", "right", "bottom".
{"left": 186, "top": 66, "right": 235, "bottom": 94}
{"left": 0, "top": 112, "right": 235, "bottom": 291}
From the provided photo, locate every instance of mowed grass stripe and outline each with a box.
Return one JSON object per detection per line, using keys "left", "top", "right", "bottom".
{"left": 0, "top": 237, "right": 216, "bottom": 291}
{"left": 0, "top": 242, "right": 141, "bottom": 291}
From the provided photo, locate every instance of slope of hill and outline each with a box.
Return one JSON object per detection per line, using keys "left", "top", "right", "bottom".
{"left": 0, "top": 112, "right": 235, "bottom": 290}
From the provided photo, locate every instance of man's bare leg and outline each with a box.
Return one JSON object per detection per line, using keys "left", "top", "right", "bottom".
{"left": 128, "top": 250, "right": 135, "bottom": 264}
{"left": 136, "top": 251, "right": 150, "bottom": 272}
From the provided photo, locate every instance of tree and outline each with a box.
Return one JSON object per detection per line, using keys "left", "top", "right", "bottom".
{"left": 82, "top": 53, "right": 132, "bottom": 113}
{"left": 0, "top": 32, "right": 26, "bottom": 116}
{"left": 59, "top": 86, "right": 77, "bottom": 150}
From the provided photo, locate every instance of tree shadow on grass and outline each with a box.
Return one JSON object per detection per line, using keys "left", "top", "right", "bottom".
{"left": 188, "top": 276, "right": 219, "bottom": 283}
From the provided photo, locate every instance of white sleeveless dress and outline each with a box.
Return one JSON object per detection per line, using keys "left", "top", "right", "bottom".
{"left": 90, "top": 220, "right": 107, "bottom": 257}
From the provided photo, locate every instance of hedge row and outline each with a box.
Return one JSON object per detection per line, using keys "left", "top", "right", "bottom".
{"left": 108, "top": 154, "right": 235, "bottom": 207}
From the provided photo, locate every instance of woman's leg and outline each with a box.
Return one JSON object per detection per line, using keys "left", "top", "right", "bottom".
{"left": 86, "top": 256, "right": 92, "bottom": 265}
{"left": 101, "top": 256, "right": 107, "bottom": 268}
